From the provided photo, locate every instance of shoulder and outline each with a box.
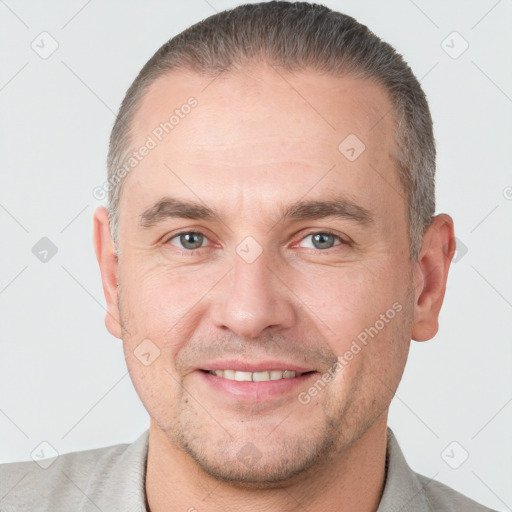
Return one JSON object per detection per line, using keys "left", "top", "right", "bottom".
{"left": 381, "top": 428, "right": 497, "bottom": 512}
{"left": 0, "top": 432, "right": 148, "bottom": 512}
{"left": 416, "top": 472, "right": 496, "bottom": 512}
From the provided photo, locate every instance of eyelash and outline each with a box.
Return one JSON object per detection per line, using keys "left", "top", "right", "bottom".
{"left": 164, "top": 229, "right": 350, "bottom": 254}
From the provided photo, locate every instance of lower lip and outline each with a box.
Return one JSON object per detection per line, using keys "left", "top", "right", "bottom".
{"left": 197, "top": 370, "right": 318, "bottom": 403}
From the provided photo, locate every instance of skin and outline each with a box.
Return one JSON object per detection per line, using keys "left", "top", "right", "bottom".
{"left": 93, "top": 64, "right": 455, "bottom": 512}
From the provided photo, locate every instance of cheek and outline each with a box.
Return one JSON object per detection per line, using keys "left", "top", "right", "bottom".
{"left": 118, "top": 264, "right": 191, "bottom": 422}
{"left": 119, "top": 258, "right": 204, "bottom": 335}
{"left": 118, "top": 259, "right": 219, "bottom": 382}
{"left": 123, "top": 357, "right": 182, "bottom": 429}
{"left": 300, "top": 257, "right": 412, "bottom": 389}
{"left": 302, "top": 258, "right": 404, "bottom": 338}
{"left": 315, "top": 270, "right": 411, "bottom": 424}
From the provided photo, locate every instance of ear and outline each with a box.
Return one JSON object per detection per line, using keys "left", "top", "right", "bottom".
{"left": 93, "top": 206, "right": 122, "bottom": 339}
{"left": 411, "top": 214, "right": 456, "bottom": 342}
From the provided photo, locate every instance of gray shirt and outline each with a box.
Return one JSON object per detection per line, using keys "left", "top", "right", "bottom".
{"left": 0, "top": 428, "right": 495, "bottom": 511}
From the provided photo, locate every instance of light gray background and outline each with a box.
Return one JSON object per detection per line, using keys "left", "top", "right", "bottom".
{"left": 1, "top": 0, "right": 511, "bottom": 510}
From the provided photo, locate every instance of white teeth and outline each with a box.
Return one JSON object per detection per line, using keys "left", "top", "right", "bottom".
{"left": 252, "top": 371, "right": 270, "bottom": 382}
{"left": 209, "top": 369, "right": 298, "bottom": 381}
{"left": 234, "top": 371, "right": 252, "bottom": 382}
{"left": 223, "top": 369, "right": 236, "bottom": 380}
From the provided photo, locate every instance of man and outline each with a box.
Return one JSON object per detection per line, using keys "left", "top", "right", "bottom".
{"left": 0, "top": 2, "right": 496, "bottom": 511}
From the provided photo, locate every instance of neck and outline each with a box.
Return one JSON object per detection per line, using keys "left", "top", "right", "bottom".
{"left": 145, "top": 415, "right": 388, "bottom": 512}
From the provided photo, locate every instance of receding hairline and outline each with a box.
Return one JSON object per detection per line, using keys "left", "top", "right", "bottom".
{"left": 128, "top": 59, "right": 399, "bottom": 137}
{"left": 118, "top": 62, "right": 403, "bottom": 199}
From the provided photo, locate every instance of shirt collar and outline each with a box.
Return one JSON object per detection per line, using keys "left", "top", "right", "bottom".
{"left": 376, "top": 428, "right": 431, "bottom": 511}
{"left": 90, "top": 429, "right": 149, "bottom": 512}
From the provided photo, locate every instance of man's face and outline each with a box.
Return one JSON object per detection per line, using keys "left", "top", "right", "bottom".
{"left": 113, "top": 66, "right": 416, "bottom": 484}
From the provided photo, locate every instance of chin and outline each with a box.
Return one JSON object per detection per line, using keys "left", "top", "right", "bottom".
{"left": 171, "top": 419, "right": 340, "bottom": 488}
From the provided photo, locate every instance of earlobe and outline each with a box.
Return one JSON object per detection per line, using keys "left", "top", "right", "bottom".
{"left": 411, "top": 214, "right": 456, "bottom": 342}
{"left": 92, "top": 206, "right": 123, "bottom": 339}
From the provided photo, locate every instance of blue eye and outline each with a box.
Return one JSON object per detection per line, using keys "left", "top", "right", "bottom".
{"left": 168, "top": 232, "right": 208, "bottom": 250}
{"left": 299, "top": 232, "right": 343, "bottom": 250}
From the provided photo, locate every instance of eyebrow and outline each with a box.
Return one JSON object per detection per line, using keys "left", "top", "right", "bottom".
{"left": 140, "top": 197, "right": 220, "bottom": 228}
{"left": 139, "top": 195, "right": 374, "bottom": 228}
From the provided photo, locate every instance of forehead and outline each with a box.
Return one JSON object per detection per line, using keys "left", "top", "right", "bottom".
{"left": 122, "top": 64, "right": 403, "bottom": 229}
{"left": 132, "top": 64, "right": 397, "bottom": 149}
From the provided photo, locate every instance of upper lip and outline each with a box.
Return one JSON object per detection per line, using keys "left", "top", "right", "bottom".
{"left": 197, "top": 360, "right": 316, "bottom": 374}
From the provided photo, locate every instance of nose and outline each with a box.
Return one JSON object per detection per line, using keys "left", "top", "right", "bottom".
{"left": 211, "top": 251, "right": 296, "bottom": 338}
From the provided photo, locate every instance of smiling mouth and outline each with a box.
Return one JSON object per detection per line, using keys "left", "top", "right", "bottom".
{"left": 201, "top": 369, "right": 315, "bottom": 382}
